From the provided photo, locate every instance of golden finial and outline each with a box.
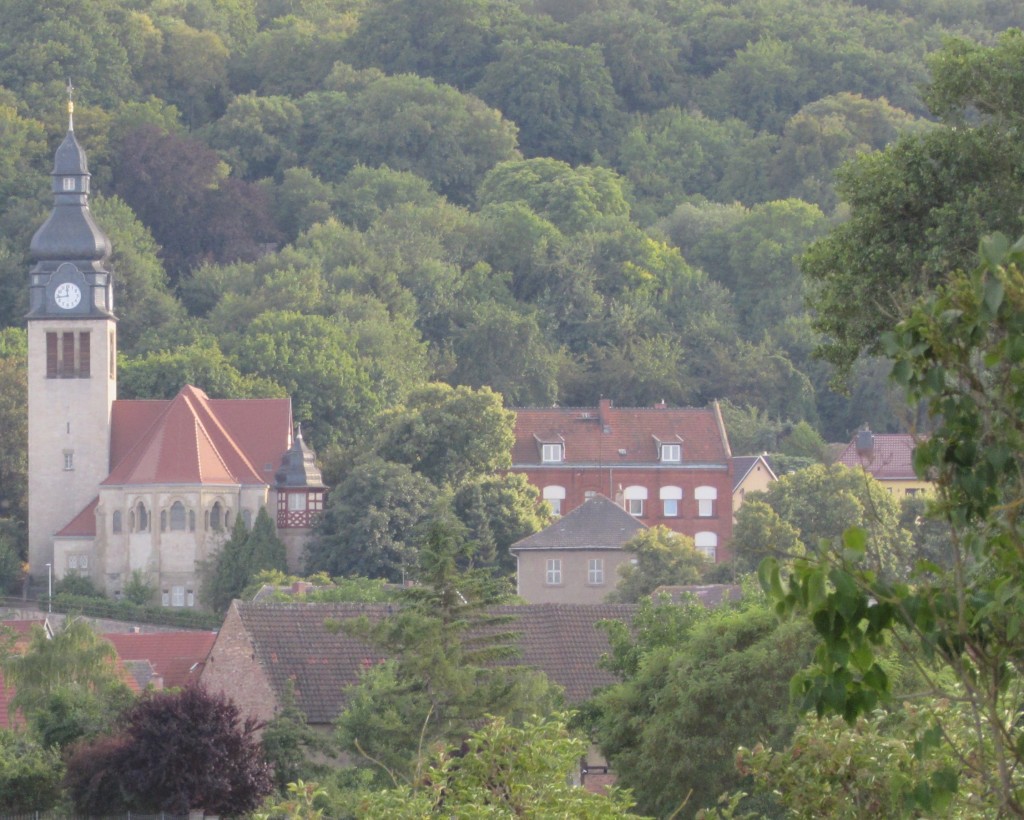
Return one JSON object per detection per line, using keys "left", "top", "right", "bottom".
{"left": 66, "top": 79, "right": 74, "bottom": 130}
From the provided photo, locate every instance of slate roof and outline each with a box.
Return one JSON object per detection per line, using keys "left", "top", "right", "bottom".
{"left": 512, "top": 401, "right": 731, "bottom": 466}
{"left": 105, "top": 630, "right": 217, "bottom": 689}
{"left": 230, "top": 601, "right": 636, "bottom": 724}
{"left": 732, "top": 455, "right": 777, "bottom": 491}
{"left": 510, "top": 494, "right": 645, "bottom": 552}
{"left": 835, "top": 433, "right": 919, "bottom": 481}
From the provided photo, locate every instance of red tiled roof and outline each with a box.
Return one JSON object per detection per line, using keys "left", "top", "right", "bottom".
{"left": 512, "top": 402, "right": 730, "bottom": 466}
{"left": 105, "top": 385, "right": 291, "bottom": 487}
{"left": 229, "top": 601, "right": 637, "bottom": 724}
{"left": 836, "top": 433, "right": 919, "bottom": 481}
{"left": 57, "top": 496, "right": 99, "bottom": 537}
{"left": 105, "top": 631, "right": 217, "bottom": 689}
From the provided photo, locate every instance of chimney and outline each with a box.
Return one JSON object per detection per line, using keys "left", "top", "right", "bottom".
{"left": 599, "top": 398, "right": 612, "bottom": 428}
{"left": 655, "top": 399, "right": 667, "bottom": 409}
{"left": 855, "top": 428, "right": 874, "bottom": 460}
{"left": 291, "top": 581, "right": 311, "bottom": 595}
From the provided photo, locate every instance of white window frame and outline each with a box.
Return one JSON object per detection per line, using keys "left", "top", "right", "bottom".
{"left": 171, "top": 586, "right": 186, "bottom": 607}
{"left": 695, "top": 531, "right": 718, "bottom": 561}
{"left": 541, "top": 443, "right": 564, "bottom": 463}
{"left": 545, "top": 558, "right": 562, "bottom": 585}
{"left": 543, "top": 485, "right": 566, "bottom": 517}
{"left": 626, "top": 498, "right": 644, "bottom": 516}
{"left": 588, "top": 558, "right": 604, "bottom": 585}
{"left": 287, "top": 493, "right": 307, "bottom": 512}
{"left": 623, "top": 485, "right": 648, "bottom": 517}
{"left": 695, "top": 486, "right": 718, "bottom": 518}
{"left": 661, "top": 443, "right": 681, "bottom": 462}
{"left": 660, "top": 486, "right": 682, "bottom": 518}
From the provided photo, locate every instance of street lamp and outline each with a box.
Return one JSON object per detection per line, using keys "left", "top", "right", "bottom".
{"left": 44, "top": 562, "right": 52, "bottom": 613}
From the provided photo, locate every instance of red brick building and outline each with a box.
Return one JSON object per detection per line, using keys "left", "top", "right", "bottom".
{"left": 510, "top": 400, "right": 733, "bottom": 562}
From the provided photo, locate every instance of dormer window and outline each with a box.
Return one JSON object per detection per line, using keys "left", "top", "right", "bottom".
{"left": 661, "top": 443, "right": 681, "bottom": 463}
{"left": 62, "top": 177, "right": 76, "bottom": 191}
{"left": 542, "top": 443, "right": 563, "bottom": 463}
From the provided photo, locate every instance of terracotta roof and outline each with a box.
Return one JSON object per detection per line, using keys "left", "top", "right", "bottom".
{"left": 106, "top": 385, "right": 291, "bottom": 487}
{"left": 230, "top": 601, "right": 637, "bottom": 724}
{"left": 835, "top": 433, "right": 919, "bottom": 481}
{"left": 104, "top": 630, "right": 217, "bottom": 689}
{"left": 512, "top": 402, "right": 730, "bottom": 466}
{"left": 57, "top": 496, "right": 99, "bottom": 537}
{"left": 510, "top": 495, "right": 645, "bottom": 552}
{"left": 732, "top": 455, "right": 777, "bottom": 490}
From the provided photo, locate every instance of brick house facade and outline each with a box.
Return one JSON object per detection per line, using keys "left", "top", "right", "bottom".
{"left": 510, "top": 400, "right": 734, "bottom": 562}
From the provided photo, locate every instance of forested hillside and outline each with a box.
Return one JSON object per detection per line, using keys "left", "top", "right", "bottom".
{"left": 0, "top": 0, "right": 1022, "bottom": 514}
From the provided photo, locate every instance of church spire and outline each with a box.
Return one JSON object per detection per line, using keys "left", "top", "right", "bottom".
{"left": 26, "top": 91, "right": 114, "bottom": 318}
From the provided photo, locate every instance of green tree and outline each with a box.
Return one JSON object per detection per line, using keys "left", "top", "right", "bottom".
{"left": 336, "top": 518, "right": 560, "bottom": 785}
{"left": 607, "top": 526, "right": 708, "bottom": 603}
{"left": 2, "top": 619, "right": 134, "bottom": 749}
{"left": 305, "top": 457, "right": 440, "bottom": 581}
{"left": 204, "top": 507, "right": 287, "bottom": 613}
{"left": 0, "top": 330, "right": 27, "bottom": 529}
{"left": 730, "top": 500, "right": 803, "bottom": 573}
{"left": 300, "top": 73, "right": 519, "bottom": 203}
{"left": 803, "top": 32, "right": 1024, "bottom": 377}
{"left": 355, "top": 713, "right": 643, "bottom": 818}
{"left": 375, "top": 384, "right": 514, "bottom": 487}
{"left": 262, "top": 682, "right": 335, "bottom": 794}
{"left": 762, "top": 234, "right": 1024, "bottom": 812}
{"left": 0, "top": 729, "right": 64, "bottom": 814}
{"left": 591, "top": 600, "right": 816, "bottom": 818}
{"left": 473, "top": 38, "right": 623, "bottom": 165}
{"left": 452, "top": 473, "right": 549, "bottom": 572}
{"left": 747, "top": 463, "right": 913, "bottom": 579}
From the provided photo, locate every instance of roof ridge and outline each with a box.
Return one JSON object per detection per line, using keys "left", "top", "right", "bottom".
{"left": 184, "top": 387, "right": 265, "bottom": 483}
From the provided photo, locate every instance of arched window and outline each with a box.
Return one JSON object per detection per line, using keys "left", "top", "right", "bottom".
{"left": 112, "top": 510, "right": 122, "bottom": 534}
{"left": 542, "top": 485, "right": 566, "bottom": 516}
{"left": 210, "top": 501, "right": 223, "bottom": 531}
{"left": 128, "top": 509, "right": 135, "bottom": 532}
{"left": 189, "top": 509, "right": 196, "bottom": 531}
{"left": 695, "top": 486, "right": 718, "bottom": 518}
{"left": 242, "top": 509, "right": 252, "bottom": 528}
{"left": 623, "top": 485, "right": 648, "bottom": 517}
{"left": 160, "top": 510, "right": 167, "bottom": 532}
{"left": 659, "top": 485, "right": 683, "bottom": 517}
{"left": 136, "top": 501, "right": 148, "bottom": 532}
{"left": 695, "top": 531, "right": 718, "bottom": 561}
{"left": 170, "top": 501, "right": 186, "bottom": 531}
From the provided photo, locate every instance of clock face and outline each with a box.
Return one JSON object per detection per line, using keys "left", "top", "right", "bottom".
{"left": 54, "top": 282, "right": 82, "bottom": 310}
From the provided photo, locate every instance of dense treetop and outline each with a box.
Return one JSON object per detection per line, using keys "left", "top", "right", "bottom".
{"left": 0, "top": 0, "right": 1021, "bottom": 528}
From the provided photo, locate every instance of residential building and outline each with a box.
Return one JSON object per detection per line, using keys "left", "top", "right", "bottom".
{"left": 510, "top": 494, "right": 645, "bottom": 604}
{"left": 26, "top": 112, "right": 324, "bottom": 604}
{"left": 511, "top": 399, "right": 733, "bottom": 561}
{"left": 732, "top": 454, "right": 777, "bottom": 516}
{"left": 200, "top": 601, "right": 637, "bottom": 728}
{"left": 104, "top": 630, "right": 217, "bottom": 690}
{"left": 835, "top": 429, "right": 932, "bottom": 497}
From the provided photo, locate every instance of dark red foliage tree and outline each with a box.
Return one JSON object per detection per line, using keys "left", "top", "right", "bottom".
{"left": 64, "top": 685, "right": 273, "bottom": 817}
{"left": 111, "top": 126, "right": 278, "bottom": 282}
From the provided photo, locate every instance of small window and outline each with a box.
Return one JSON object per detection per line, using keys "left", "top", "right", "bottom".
{"left": 695, "top": 486, "right": 718, "bottom": 518}
{"left": 161, "top": 589, "right": 170, "bottom": 606}
{"left": 171, "top": 586, "right": 185, "bottom": 607}
{"left": 287, "top": 493, "right": 306, "bottom": 512}
{"left": 242, "top": 509, "right": 252, "bottom": 528}
{"left": 112, "top": 510, "right": 122, "bottom": 533}
{"left": 210, "top": 501, "right": 223, "bottom": 531}
{"left": 63, "top": 450, "right": 74, "bottom": 471}
{"left": 905, "top": 488, "right": 919, "bottom": 497}
{"left": 663, "top": 498, "right": 678, "bottom": 517}
{"left": 160, "top": 510, "right": 167, "bottom": 532}
{"left": 695, "top": 532, "right": 718, "bottom": 561}
{"left": 67, "top": 554, "right": 78, "bottom": 570}
{"left": 186, "top": 589, "right": 195, "bottom": 607}
{"left": 546, "top": 559, "right": 562, "bottom": 585}
{"left": 584, "top": 490, "right": 597, "bottom": 501}
{"left": 542, "top": 486, "right": 566, "bottom": 517}
{"left": 170, "top": 501, "right": 186, "bottom": 531}
{"left": 62, "top": 177, "right": 75, "bottom": 191}
{"left": 588, "top": 558, "right": 604, "bottom": 585}
{"left": 626, "top": 498, "right": 644, "bottom": 516}
{"left": 79, "top": 554, "right": 89, "bottom": 569}
{"left": 541, "top": 443, "right": 563, "bottom": 463}
{"left": 661, "top": 443, "right": 681, "bottom": 462}
{"left": 189, "top": 510, "right": 196, "bottom": 531}
{"left": 136, "top": 501, "right": 149, "bottom": 532}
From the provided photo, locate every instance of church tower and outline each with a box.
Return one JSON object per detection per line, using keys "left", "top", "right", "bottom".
{"left": 26, "top": 96, "right": 116, "bottom": 580}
